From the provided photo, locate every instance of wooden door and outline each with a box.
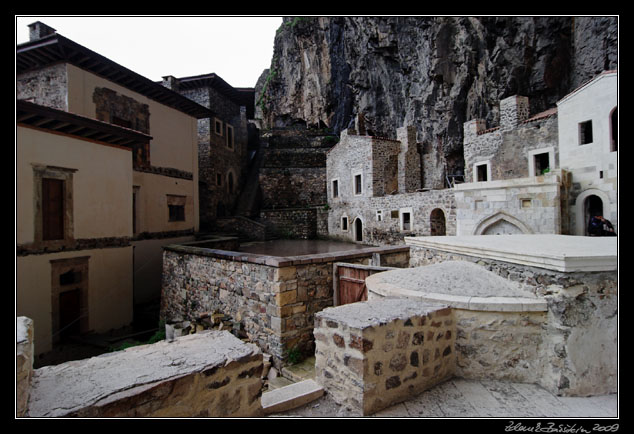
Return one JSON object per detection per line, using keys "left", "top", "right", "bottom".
{"left": 337, "top": 266, "right": 371, "bottom": 305}
{"left": 59, "top": 289, "right": 81, "bottom": 341}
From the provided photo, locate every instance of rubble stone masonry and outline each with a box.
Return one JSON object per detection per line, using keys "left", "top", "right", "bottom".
{"left": 314, "top": 299, "right": 456, "bottom": 415}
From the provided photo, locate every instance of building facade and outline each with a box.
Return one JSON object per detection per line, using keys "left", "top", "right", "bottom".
{"left": 16, "top": 22, "right": 213, "bottom": 353}
{"left": 326, "top": 71, "right": 617, "bottom": 242}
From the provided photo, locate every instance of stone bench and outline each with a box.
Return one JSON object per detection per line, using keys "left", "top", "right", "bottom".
{"left": 314, "top": 298, "right": 455, "bottom": 416}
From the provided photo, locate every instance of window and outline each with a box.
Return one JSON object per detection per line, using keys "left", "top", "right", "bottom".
{"left": 34, "top": 165, "right": 75, "bottom": 245}
{"left": 376, "top": 210, "right": 383, "bottom": 222}
{"left": 400, "top": 208, "right": 413, "bottom": 231}
{"left": 579, "top": 120, "right": 593, "bottom": 145}
{"left": 216, "top": 173, "right": 223, "bottom": 186}
{"left": 391, "top": 210, "right": 399, "bottom": 219}
{"left": 215, "top": 119, "right": 223, "bottom": 136}
{"left": 610, "top": 107, "right": 617, "bottom": 152}
{"left": 132, "top": 186, "right": 140, "bottom": 235}
{"left": 476, "top": 164, "right": 488, "bottom": 182}
{"left": 341, "top": 216, "right": 348, "bottom": 231}
{"left": 354, "top": 173, "right": 362, "bottom": 195}
{"left": 534, "top": 152, "right": 550, "bottom": 175}
{"left": 226, "top": 124, "right": 234, "bottom": 150}
{"left": 227, "top": 172, "right": 234, "bottom": 194}
{"left": 42, "top": 178, "right": 65, "bottom": 240}
{"left": 167, "top": 195, "right": 186, "bottom": 222}
{"left": 331, "top": 179, "right": 339, "bottom": 198}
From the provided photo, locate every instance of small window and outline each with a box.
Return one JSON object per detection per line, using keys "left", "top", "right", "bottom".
{"left": 215, "top": 119, "right": 223, "bottom": 136}
{"left": 341, "top": 216, "right": 348, "bottom": 231}
{"left": 521, "top": 198, "right": 532, "bottom": 209}
{"left": 391, "top": 210, "right": 399, "bottom": 219}
{"left": 216, "top": 173, "right": 223, "bottom": 186}
{"left": 332, "top": 179, "right": 339, "bottom": 198}
{"left": 376, "top": 210, "right": 382, "bottom": 222}
{"left": 354, "top": 173, "right": 362, "bottom": 195}
{"left": 534, "top": 152, "right": 550, "bottom": 175}
{"left": 167, "top": 195, "right": 186, "bottom": 222}
{"left": 476, "top": 164, "right": 488, "bottom": 182}
{"left": 168, "top": 205, "right": 185, "bottom": 222}
{"left": 579, "top": 120, "right": 593, "bottom": 145}
{"left": 226, "top": 124, "right": 234, "bottom": 149}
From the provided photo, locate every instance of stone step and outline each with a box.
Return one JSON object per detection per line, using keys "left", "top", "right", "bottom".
{"left": 261, "top": 379, "right": 324, "bottom": 414}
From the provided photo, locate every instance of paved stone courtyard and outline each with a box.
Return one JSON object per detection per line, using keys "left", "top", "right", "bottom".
{"left": 271, "top": 377, "right": 618, "bottom": 418}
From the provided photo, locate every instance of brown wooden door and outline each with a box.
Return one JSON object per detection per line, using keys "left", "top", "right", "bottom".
{"left": 59, "top": 289, "right": 81, "bottom": 340}
{"left": 338, "top": 266, "right": 371, "bottom": 305}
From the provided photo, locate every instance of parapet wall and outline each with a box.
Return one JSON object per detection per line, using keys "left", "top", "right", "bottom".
{"left": 22, "top": 330, "right": 264, "bottom": 417}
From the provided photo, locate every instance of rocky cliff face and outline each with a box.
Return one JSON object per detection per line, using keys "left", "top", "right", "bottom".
{"left": 256, "top": 16, "right": 617, "bottom": 178}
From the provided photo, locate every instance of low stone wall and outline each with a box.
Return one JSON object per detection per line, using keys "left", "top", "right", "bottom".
{"left": 16, "top": 317, "right": 34, "bottom": 417}
{"left": 161, "top": 243, "right": 409, "bottom": 368}
{"left": 407, "top": 243, "right": 618, "bottom": 396}
{"left": 314, "top": 299, "right": 456, "bottom": 416}
{"left": 25, "top": 330, "right": 264, "bottom": 417}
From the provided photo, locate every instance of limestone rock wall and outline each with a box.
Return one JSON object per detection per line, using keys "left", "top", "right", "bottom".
{"left": 257, "top": 16, "right": 618, "bottom": 183}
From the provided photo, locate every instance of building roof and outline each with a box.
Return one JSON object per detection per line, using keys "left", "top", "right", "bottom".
{"left": 557, "top": 70, "right": 618, "bottom": 106}
{"left": 17, "top": 99, "right": 152, "bottom": 149}
{"left": 16, "top": 32, "right": 214, "bottom": 119}
{"left": 169, "top": 73, "right": 256, "bottom": 118}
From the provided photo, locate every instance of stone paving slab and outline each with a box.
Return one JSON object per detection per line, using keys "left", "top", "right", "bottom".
{"left": 268, "top": 377, "right": 618, "bottom": 418}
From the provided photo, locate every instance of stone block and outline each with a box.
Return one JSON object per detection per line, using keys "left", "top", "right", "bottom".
{"left": 314, "top": 299, "right": 455, "bottom": 415}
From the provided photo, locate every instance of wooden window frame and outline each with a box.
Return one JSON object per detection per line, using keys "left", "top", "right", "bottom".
{"left": 33, "top": 165, "right": 76, "bottom": 248}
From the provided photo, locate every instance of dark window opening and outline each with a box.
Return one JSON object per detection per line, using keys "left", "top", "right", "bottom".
{"left": 332, "top": 180, "right": 339, "bottom": 198}
{"left": 579, "top": 120, "right": 593, "bottom": 145}
{"left": 168, "top": 205, "right": 185, "bottom": 222}
{"left": 355, "top": 218, "right": 363, "bottom": 242}
{"left": 611, "top": 108, "right": 618, "bottom": 152}
{"left": 534, "top": 152, "right": 550, "bottom": 175}
{"left": 60, "top": 270, "right": 81, "bottom": 286}
{"left": 402, "top": 212, "right": 411, "bottom": 231}
{"left": 341, "top": 217, "right": 348, "bottom": 231}
{"left": 216, "top": 174, "right": 223, "bottom": 186}
{"left": 391, "top": 210, "right": 399, "bottom": 219}
{"left": 42, "top": 178, "right": 64, "bottom": 240}
{"left": 476, "top": 164, "right": 488, "bottom": 182}
{"left": 354, "top": 174, "right": 362, "bottom": 195}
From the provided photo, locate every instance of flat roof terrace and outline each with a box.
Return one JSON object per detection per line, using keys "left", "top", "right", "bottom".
{"left": 404, "top": 234, "right": 618, "bottom": 272}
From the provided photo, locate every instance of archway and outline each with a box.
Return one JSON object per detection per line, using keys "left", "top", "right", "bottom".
{"left": 473, "top": 211, "right": 532, "bottom": 235}
{"left": 584, "top": 195, "right": 603, "bottom": 235}
{"left": 430, "top": 208, "right": 446, "bottom": 236}
{"left": 354, "top": 218, "right": 363, "bottom": 242}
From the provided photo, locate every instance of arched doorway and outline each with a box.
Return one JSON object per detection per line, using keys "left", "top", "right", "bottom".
{"left": 430, "top": 208, "right": 446, "bottom": 236}
{"left": 584, "top": 195, "right": 603, "bottom": 235}
{"left": 354, "top": 218, "right": 363, "bottom": 242}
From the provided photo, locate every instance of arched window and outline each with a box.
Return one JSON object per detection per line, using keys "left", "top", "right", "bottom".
{"left": 354, "top": 218, "right": 363, "bottom": 242}
{"left": 610, "top": 107, "right": 618, "bottom": 152}
{"left": 584, "top": 195, "right": 603, "bottom": 235}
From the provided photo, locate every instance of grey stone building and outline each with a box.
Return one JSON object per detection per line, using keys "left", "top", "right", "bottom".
{"left": 161, "top": 73, "right": 255, "bottom": 230}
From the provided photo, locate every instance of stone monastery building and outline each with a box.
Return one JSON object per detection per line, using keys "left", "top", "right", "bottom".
{"left": 327, "top": 70, "right": 617, "bottom": 245}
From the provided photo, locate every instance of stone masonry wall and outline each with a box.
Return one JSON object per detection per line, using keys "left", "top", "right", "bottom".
{"left": 314, "top": 298, "right": 456, "bottom": 416}
{"left": 408, "top": 246, "right": 618, "bottom": 396}
{"left": 161, "top": 245, "right": 410, "bottom": 368}
{"left": 328, "top": 189, "right": 456, "bottom": 245}
{"left": 17, "top": 63, "right": 68, "bottom": 111}
{"left": 16, "top": 317, "right": 34, "bottom": 417}
{"left": 25, "top": 331, "right": 263, "bottom": 417}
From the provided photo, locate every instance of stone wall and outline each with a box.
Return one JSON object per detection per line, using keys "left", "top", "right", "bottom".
{"left": 408, "top": 245, "right": 618, "bottom": 396}
{"left": 16, "top": 317, "right": 34, "bottom": 417}
{"left": 328, "top": 189, "right": 456, "bottom": 245}
{"left": 17, "top": 63, "right": 68, "bottom": 110}
{"left": 314, "top": 298, "right": 456, "bottom": 415}
{"left": 24, "top": 330, "right": 264, "bottom": 417}
{"left": 260, "top": 207, "right": 322, "bottom": 239}
{"left": 161, "top": 244, "right": 409, "bottom": 368}
{"left": 453, "top": 171, "right": 568, "bottom": 236}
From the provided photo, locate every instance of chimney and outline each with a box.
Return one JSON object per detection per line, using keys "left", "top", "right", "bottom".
{"left": 28, "top": 21, "right": 56, "bottom": 41}
{"left": 500, "top": 95, "right": 529, "bottom": 131}
{"left": 161, "top": 75, "right": 180, "bottom": 92}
